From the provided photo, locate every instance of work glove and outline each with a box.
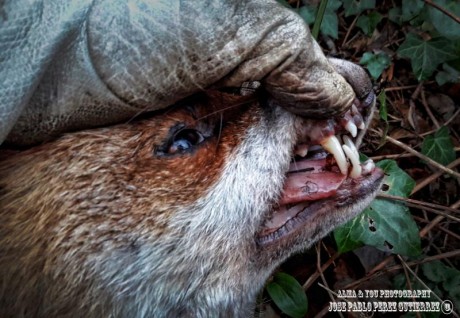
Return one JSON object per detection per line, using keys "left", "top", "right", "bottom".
{"left": 0, "top": 0, "right": 372, "bottom": 145}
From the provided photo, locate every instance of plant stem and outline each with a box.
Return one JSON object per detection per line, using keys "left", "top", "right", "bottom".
{"left": 312, "top": 0, "right": 328, "bottom": 39}
{"left": 424, "top": 0, "right": 460, "bottom": 24}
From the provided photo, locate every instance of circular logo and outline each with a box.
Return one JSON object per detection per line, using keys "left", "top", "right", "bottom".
{"left": 441, "top": 300, "right": 453, "bottom": 315}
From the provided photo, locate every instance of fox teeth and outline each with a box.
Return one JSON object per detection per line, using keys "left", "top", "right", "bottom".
{"left": 351, "top": 104, "right": 359, "bottom": 115}
{"left": 362, "top": 159, "right": 375, "bottom": 175}
{"left": 343, "top": 135, "right": 362, "bottom": 178}
{"left": 343, "top": 135, "right": 359, "bottom": 156}
{"left": 294, "top": 144, "right": 309, "bottom": 157}
{"left": 345, "top": 121, "right": 358, "bottom": 137}
{"left": 342, "top": 145, "right": 362, "bottom": 179}
{"left": 320, "top": 135, "right": 348, "bottom": 175}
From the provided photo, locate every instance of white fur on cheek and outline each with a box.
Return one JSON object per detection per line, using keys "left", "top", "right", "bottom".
{"left": 158, "top": 106, "right": 298, "bottom": 315}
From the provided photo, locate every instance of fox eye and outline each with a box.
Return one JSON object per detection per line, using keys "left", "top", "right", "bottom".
{"left": 167, "top": 129, "right": 205, "bottom": 154}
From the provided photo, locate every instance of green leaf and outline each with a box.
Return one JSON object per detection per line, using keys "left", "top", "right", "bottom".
{"left": 320, "top": 11, "right": 339, "bottom": 39}
{"left": 422, "top": 260, "right": 450, "bottom": 283}
{"left": 401, "top": 0, "right": 425, "bottom": 22}
{"left": 342, "top": 0, "right": 375, "bottom": 17}
{"left": 377, "top": 160, "right": 415, "bottom": 197}
{"left": 276, "top": 0, "right": 292, "bottom": 9}
{"left": 356, "top": 12, "right": 382, "bottom": 36}
{"left": 397, "top": 33, "right": 460, "bottom": 80}
{"left": 298, "top": 6, "right": 316, "bottom": 25}
{"left": 298, "top": 0, "right": 341, "bottom": 39}
{"left": 319, "top": 0, "right": 342, "bottom": 39}
{"left": 422, "top": 261, "right": 460, "bottom": 310}
{"left": 266, "top": 273, "right": 308, "bottom": 318}
{"left": 360, "top": 52, "right": 391, "bottom": 79}
{"left": 388, "top": 7, "right": 403, "bottom": 25}
{"left": 421, "top": 126, "right": 456, "bottom": 165}
{"left": 427, "top": 0, "right": 460, "bottom": 40}
{"left": 334, "top": 160, "right": 421, "bottom": 257}
{"left": 436, "top": 63, "right": 460, "bottom": 86}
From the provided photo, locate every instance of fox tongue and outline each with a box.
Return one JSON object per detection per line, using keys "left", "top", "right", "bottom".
{"left": 279, "top": 157, "right": 347, "bottom": 206}
{"left": 262, "top": 157, "right": 347, "bottom": 234}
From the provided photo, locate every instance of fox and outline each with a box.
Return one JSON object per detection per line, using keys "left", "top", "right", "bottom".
{"left": 0, "top": 86, "right": 383, "bottom": 317}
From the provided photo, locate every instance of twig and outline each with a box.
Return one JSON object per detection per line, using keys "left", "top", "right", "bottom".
{"left": 342, "top": 14, "right": 359, "bottom": 48}
{"left": 411, "top": 82, "right": 424, "bottom": 99}
{"left": 424, "top": 0, "right": 460, "bottom": 24}
{"left": 342, "top": 250, "right": 460, "bottom": 290}
{"left": 377, "top": 194, "right": 460, "bottom": 215}
{"left": 439, "top": 226, "right": 460, "bottom": 241}
{"left": 367, "top": 255, "right": 395, "bottom": 276}
{"left": 398, "top": 256, "right": 422, "bottom": 318}
{"left": 414, "top": 215, "right": 460, "bottom": 240}
{"left": 303, "top": 252, "right": 340, "bottom": 290}
{"left": 421, "top": 89, "right": 440, "bottom": 129}
{"left": 370, "top": 147, "right": 460, "bottom": 161}
{"left": 312, "top": 305, "right": 330, "bottom": 318}
{"left": 315, "top": 244, "right": 343, "bottom": 318}
{"left": 377, "top": 193, "right": 460, "bottom": 220}
{"left": 412, "top": 157, "right": 460, "bottom": 194}
{"left": 420, "top": 108, "right": 460, "bottom": 136}
{"left": 384, "top": 84, "right": 420, "bottom": 92}
{"left": 419, "top": 199, "right": 460, "bottom": 238}
{"left": 384, "top": 135, "right": 460, "bottom": 179}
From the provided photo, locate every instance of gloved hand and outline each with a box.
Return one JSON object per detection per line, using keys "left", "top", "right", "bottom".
{"left": 0, "top": 0, "right": 372, "bottom": 145}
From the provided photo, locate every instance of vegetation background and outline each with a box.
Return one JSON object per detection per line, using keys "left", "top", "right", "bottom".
{"left": 262, "top": 1, "right": 460, "bottom": 317}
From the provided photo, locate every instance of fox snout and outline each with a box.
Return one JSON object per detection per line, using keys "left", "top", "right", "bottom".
{"left": 0, "top": 88, "right": 383, "bottom": 317}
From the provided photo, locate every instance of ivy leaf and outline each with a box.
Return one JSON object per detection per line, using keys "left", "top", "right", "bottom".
{"left": 388, "top": 7, "right": 403, "bottom": 25}
{"left": 421, "top": 126, "right": 456, "bottom": 165}
{"left": 298, "top": 0, "right": 341, "bottom": 39}
{"left": 401, "top": 0, "right": 425, "bottom": 21}
{"left": 321, "top": 11, "right": 339, "bottom": 39}
{"left": 356, "top": 12, "right": 382, "bottom": 36}
{"left": 266, "top": 273, "right": 308, "bottom": 318}
{"left": 326, "top": 0, "right": 343, "bottom": 12}
{"left": 298, "top": 5, "right": 316, "bottom": 25}
{"left": 334, "top": 160, "right": 421, "bottom": 257}
{"left": 377, "top": 160, "right": 415, "bottom": 197}
{"left": 276, "top": 0, "right": 292, "bottom": 9}
{"left": 360, "top": 52, "right": 391, "bottom": 79}
{"left": 436, "top": 63, "right": 460, "bottom": 85}
{"left": 342, "top": 0, "right": 375, "bottom": 17}
{"left": 428, "top": 0, "right": 460, "bottom": 40}
{"left": 397, "top": 33, "right": 459, "bottom": 80}
{"left": 422, "top": 261, "right": 460, "bottom": 310}
{"left": 322, "top": 0, "right": 342, "bottom": 39}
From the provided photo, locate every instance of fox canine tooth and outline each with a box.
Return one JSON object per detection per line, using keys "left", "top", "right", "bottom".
{"left": 345, "top": 121, "right": 358, "bottom": 138}
{"left": 321, "top": 135, "right": 348, "bottom": 175}
{"left": 342, "top": 145, "right": 362, "bottom": 178}
{"left": 343, "top": 135, "right": 362, "bottom": 178}
{"left": 343, "top": 135, "right": 359, "bottom": 156}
